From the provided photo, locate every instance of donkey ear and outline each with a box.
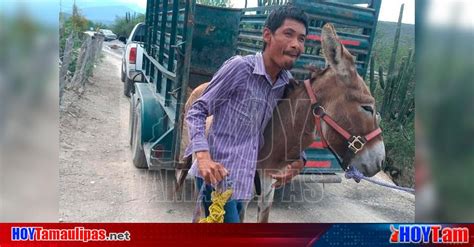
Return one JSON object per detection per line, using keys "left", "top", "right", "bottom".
{"left": 321, "top": 23, "right": 354, "bottom": 78}
{"left": 321, "top": 23, "right": 343, "bottom": 68}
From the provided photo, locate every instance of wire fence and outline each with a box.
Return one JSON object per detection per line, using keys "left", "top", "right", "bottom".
{"left": 59, "top": 32, "right": 104, "bottom": 103}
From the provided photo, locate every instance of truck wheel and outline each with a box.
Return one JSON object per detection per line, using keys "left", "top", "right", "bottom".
{"left": 131, "top": 101, "right": 148, "bottom": 169}
{"left": 124, "top": 78, "right": 132, "bottom": 97}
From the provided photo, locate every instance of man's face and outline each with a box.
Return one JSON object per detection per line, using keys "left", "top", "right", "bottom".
{"left": 263, "top": 19, "right": 306, "bottom": 70}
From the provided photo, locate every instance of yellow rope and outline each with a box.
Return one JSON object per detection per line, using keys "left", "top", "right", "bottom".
{"left": 198, "top": 188, "right": 233, "bottom": 223}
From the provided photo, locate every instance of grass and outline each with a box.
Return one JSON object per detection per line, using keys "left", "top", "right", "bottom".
{"left": 381, "top": 120, "right": 414, "bottom": 187}
{"left": 372, "top": 82, "right": 415, "bottom": 188}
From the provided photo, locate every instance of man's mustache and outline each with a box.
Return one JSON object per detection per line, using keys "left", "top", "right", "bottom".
{"left": 283, "top": 50, "right": 301, "bottom": 57}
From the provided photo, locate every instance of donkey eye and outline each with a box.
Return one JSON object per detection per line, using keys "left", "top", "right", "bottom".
{"left": 361, "top": 105, "right": 374, "bottom": 115}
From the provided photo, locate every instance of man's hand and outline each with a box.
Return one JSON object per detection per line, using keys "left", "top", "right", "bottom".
{"left": 271, "top": 159, "right": 305, "bottom": 188}
{"left": 196, "top": 151, "right": 229, "bottom": 185}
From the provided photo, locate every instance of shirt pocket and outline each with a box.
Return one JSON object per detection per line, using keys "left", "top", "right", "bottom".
{"left": 232, "top": 98, "right": 261, "bottom": 132}
{"left": 228, "top": 99, "right": 253, "bottom": 126}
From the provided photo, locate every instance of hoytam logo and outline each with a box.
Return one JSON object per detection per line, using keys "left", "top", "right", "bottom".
{"left": 390, "top": 224, "right": 469, "bottom": 244}
{"left": 11, "top": 227, "right": 131, "bottom": 242}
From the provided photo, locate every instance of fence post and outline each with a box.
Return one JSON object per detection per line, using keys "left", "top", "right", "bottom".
{"left": 60, "top": 32, "right": 104, "bottom": 103}
{"left": 60, "top": 32, "right": 74, "bottom": 102}
{"left": 71, "top": 35, "right": 92, "bottom": 89}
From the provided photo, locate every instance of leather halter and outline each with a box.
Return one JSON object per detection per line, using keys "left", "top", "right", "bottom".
{"left": 303, "top": 79, "right": 382, "bottom": 171}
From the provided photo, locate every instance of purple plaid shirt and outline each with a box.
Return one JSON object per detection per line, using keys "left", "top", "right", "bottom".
{"left": 184, "top": 53, "right": 291, "bottom": 200}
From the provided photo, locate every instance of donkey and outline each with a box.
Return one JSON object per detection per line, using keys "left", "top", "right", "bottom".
{"left": 247, "top": 23, "right": 385, "bottom": 222}
{"left": 180, "top": 23, "right": 385, "bottom": 222}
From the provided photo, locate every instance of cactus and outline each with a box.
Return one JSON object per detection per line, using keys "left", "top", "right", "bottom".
{"left": 378, "top": 66, "right": 385, "bottom": 89}
{"left": 395, "top": 50, "right": 414, "bottom": 124}
{"left": 396, "top": 50, "right": 414, "bottom": 107}
{"left": 369, "top": 55, "right": 376, "bottom": 95}
{"left": 380, "top": 3, "right": 404, "bottom": 119}
{"left": 385, "top": 56, "right": 407, "bottom": 117}
{"left": 388, "top": 4, "right": 404, "bottom": 76}
{"left": 373, "top": 3, "right": 414, "bottom": 126}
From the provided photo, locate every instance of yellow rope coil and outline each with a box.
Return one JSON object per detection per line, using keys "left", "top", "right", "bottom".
{"left": 198, "top": 189, "right": 233, "bottom": 223}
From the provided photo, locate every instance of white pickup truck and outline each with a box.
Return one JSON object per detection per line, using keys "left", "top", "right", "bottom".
{"left": 119, "top": 22, "right": 145, "bottom": 97}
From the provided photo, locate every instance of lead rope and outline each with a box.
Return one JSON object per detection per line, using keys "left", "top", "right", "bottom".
{"left": 198, "top": 189, "right": 233, "bottom": 223}
{"left": 192, "top": 177, "right": 233, "bottom": 223}
{"left": 345, "top": 166, "right": 415, "bottom": 194}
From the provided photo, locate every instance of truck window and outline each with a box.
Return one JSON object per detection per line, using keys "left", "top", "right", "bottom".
{"left": 132, "top": 24, "right": 145, "bottom": 42}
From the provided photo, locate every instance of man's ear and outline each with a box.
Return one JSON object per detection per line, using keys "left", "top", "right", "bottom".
{"left": 262, "top": 27, "right": 272, "bottom": 48}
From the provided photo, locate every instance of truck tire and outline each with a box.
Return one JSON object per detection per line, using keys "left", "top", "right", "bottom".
{"left": 124, "top": 78, "right": 132, "bottom": 97}
{"left": 131, "top": 101, "right": 148, "bottom": 169}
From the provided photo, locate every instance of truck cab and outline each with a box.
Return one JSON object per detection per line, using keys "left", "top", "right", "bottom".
{"left": 120, "top": 22, "right": 145, "bottom": 97}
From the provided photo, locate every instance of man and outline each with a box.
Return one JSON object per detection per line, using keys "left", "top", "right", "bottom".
{"left": 184, "top": 4, "right": 308, "bottom": 223}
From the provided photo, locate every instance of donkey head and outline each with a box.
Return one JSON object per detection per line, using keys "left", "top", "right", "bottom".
{"left": 309, "top": 23, "right": 385, "bottom": 177}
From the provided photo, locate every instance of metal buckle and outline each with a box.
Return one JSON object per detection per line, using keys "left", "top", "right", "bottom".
{"left": 312, "top": 105, "right": 326, "bottom": 117}
{"left": 348, "top": 136, "right": 366, "bottom": 154}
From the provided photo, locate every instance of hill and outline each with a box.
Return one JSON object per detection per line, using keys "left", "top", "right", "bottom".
{"left": 63, "top": 5, "right": 145, "bottom": 26}
{"left": 372, "top": 21, "right": 415, "bottom": 71}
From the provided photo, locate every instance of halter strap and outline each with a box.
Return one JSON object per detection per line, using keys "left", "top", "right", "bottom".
{"left": 304, "top": 79, "right": 352, "bottom": 140}
{"left": 321, "top": 114, "right": 352, "bottom": 140}
{"left": 304, "top": 79, "right": 317, "bottom": 104}
{"left": 364, "top": 128, "right": 382, "bottom": 142}
{"left": 302, "top": 79, "right": 382, "bottom": 159}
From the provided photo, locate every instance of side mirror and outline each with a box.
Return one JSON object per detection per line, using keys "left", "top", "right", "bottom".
{"left": 118, "top": 36, "right": 127, "bottom": 44}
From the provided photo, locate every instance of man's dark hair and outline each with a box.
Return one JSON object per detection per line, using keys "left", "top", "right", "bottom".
{"left": 263, "top": 4, "right": 309, "bottom": 51}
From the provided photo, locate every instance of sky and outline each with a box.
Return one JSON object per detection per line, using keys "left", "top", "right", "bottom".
{"left": 376, "top": 0, "right": 415, "bottom": 24}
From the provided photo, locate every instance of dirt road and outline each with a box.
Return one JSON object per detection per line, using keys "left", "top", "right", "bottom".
{"left": 59, "top": 44, "right": 415, "bottom": 222}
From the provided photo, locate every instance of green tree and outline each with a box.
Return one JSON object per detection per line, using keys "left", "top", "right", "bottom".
{"left": 111, "top": 12, "right": 145, "bottom": 38}
{"left": 59, "top": 2, "right": 91, "bottom": 73}
{"left": 70, "top": 3, "right": 88, "bottom": 33}
{"left": 88, "top": 20, "right": 108, "bottom": 30}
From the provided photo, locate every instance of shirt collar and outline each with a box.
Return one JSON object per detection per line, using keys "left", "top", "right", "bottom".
{"left": 253, "top": 52, "right": 266, "bottom": 76}
{"left": 254, "top": 52, "right": 291, "bottom": 88}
